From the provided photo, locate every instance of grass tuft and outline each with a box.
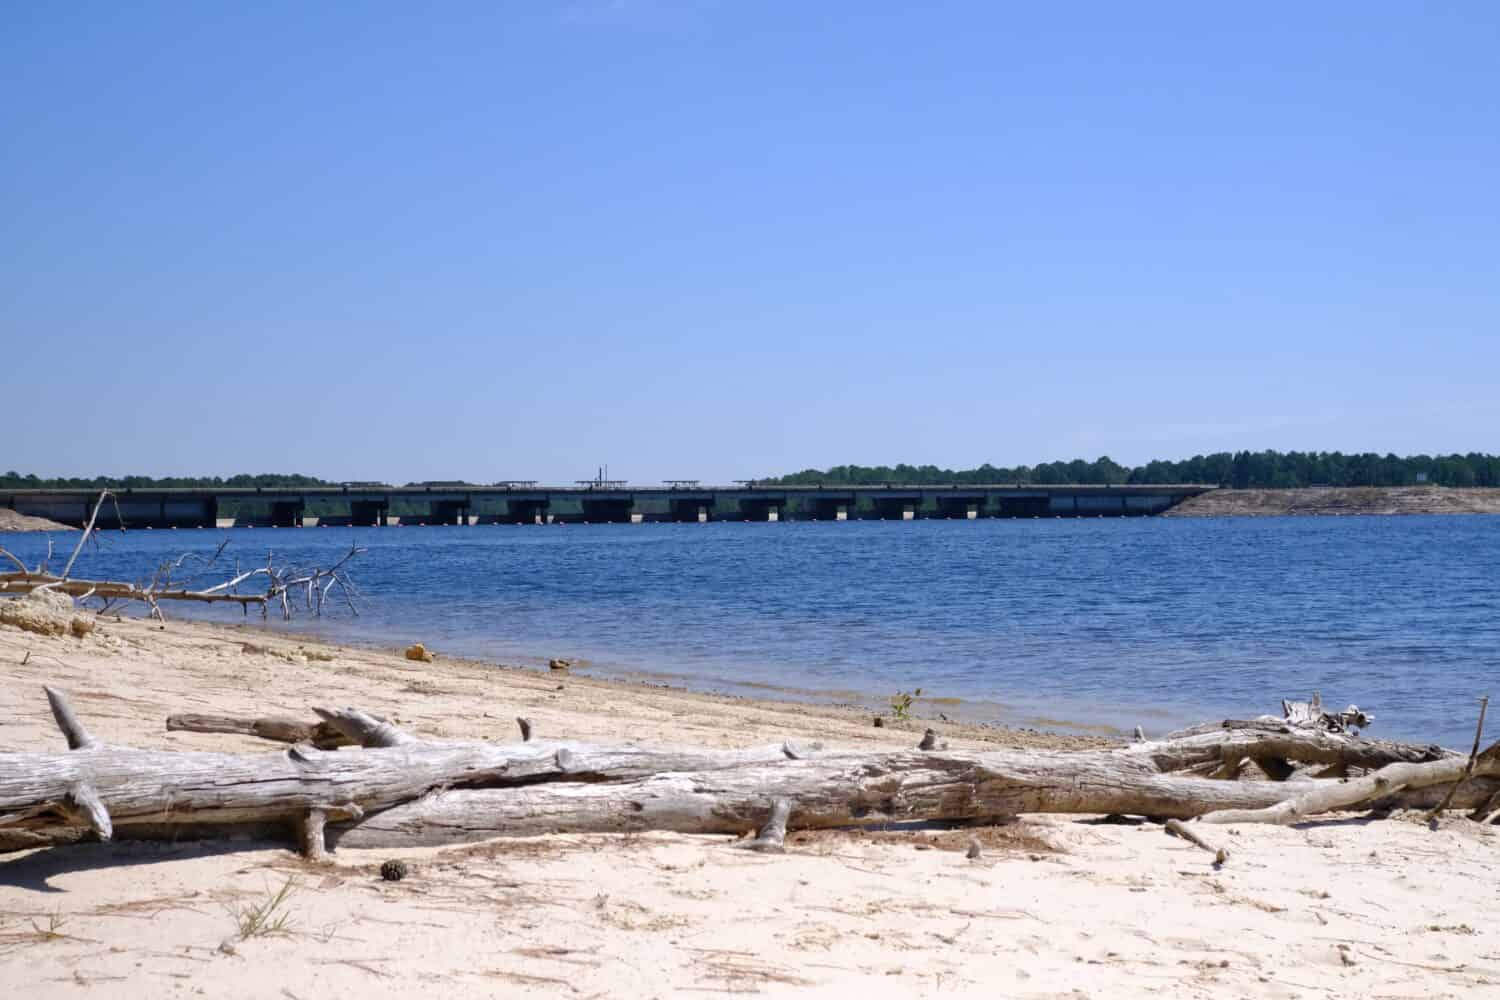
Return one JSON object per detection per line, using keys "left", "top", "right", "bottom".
{"left": 230, "top": 876, "right": 298, "bottom": 939}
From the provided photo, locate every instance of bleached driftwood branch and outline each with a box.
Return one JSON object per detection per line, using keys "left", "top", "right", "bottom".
{"left": 165, "top": 712, "right": 358, "bottom": 750}
{"left": 0, "top": 540, "right": 366, "bottom": 621}
{"left": 1, "top": 689, "right": 1495, "bottom": 860}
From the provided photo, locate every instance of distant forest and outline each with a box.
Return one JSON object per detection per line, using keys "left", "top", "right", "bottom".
{"left": 1, "top": 472, "right": 337, "bottom": 490}
{"left": 6, "top": 451, "right": 1500, "bottom": 491}
{"left": 769, "top": 451, "right": 1500, "bottom": 489}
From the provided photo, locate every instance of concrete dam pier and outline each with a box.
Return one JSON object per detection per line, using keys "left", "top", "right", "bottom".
{"left": 3, "top": 483, "right": 1215, "bottom": 529}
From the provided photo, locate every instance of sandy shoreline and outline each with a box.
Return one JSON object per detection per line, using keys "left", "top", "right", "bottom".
{"left": 1166, "top": 486, "right": 1500, "bottom": 517}
{"left": 0, "top": 510, "right": 74, "bottom": 533}
{"left": 1, "top": 610, "right": 1497, "bottom": 998}
{"left": 230, "top": 614, "right": 1136, "bottom": 741}
{"left": 5, "top": 485, "right": 1500, "bottom": 538}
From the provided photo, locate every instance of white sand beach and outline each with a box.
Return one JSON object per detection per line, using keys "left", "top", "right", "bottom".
{"left": 1, "top": 611, "right": 1496, "bottom": 998}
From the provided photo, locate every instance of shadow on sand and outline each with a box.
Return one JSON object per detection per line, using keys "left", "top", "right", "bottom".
{"left": 0, "top": 838, "right": 293, "bottom": 894}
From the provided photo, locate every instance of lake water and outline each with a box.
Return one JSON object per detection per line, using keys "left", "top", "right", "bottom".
{"left": 5, "top": 516, "right": 1497, "bottom": 747}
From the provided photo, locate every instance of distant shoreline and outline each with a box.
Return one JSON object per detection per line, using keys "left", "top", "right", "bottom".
{"left": 1164, "top": 485, "right": 1500, "bottom": 517}
{"left": 5, "top": 485, "right": 1500, "bottom": 531}
{"left": 0, "top": 509, "right": 74, "bottom": 532}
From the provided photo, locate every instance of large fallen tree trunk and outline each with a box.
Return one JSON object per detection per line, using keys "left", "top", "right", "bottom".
{"left": 3, "top": 688, "right": 1496, "bottom": 857}
{"left": 332, "top": 755, "right": 1500, "bottom": 848}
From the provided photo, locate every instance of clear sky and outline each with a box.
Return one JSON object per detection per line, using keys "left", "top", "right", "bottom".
{"left": 4, "top": 2, "right": 1497, "bottom": 483}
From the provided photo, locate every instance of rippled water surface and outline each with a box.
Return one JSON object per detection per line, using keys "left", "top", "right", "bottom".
{"left": 6, "top": 516, "right": 1497, "bottom": 746}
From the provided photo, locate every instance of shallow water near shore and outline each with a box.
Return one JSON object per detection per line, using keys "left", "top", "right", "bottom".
{"left": 6, "top": 516, "right": 1498, "bottom": 746}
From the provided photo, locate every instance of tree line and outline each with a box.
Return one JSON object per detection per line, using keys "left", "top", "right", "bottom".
{"left": 768, "top": 451, "right": 1500, "bottom": 489}
{"left": 7, "top": 451, "right": 1500, "bottom": 491}
{"left": 0, "top": 472, "right": 336, "bottom": 490}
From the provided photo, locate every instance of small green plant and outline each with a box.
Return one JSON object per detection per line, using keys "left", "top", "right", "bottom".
{"left": 889, "top": 688, "right": 923, "bottom": 721}
{"left": 231, "top": 876, "right": 298, "bottom": 939}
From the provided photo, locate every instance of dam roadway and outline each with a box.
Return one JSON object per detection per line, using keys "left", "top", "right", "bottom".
{"left": 2, "top": 483, "right": 1216, "bottom": 528}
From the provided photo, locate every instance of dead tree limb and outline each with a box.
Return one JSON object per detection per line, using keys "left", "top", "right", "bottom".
{"left": 4, "top": 690, "right": 1498, "bottom": 857}
{"left": 740, "top": 798, "right": 791, "bottom": 852}
{"left": 58, "top": 490, "right": 116, "bottom": 582}
{"left": 1142, "top": 721, "right": 1448, "bottom": 773}
{"left": 1164, "top": 818, "right": 1228, "bottom": 866}
{"left": 1198, "top": 744, "right": 1500, "bottom": 826}
{"left": 2, "top": 575, "right": 268, "bottom": 607}
{"left": 0, "top": 541, "right": 366, "bottom": 621}
{"left": 46, "top": 685, "right": 99, "bottom": 750}
{"left": 165, "top": 713, "right": 356, "bottom": 750}
{"left": 1426, "top": 695, "right": 1488, "bottom": 822}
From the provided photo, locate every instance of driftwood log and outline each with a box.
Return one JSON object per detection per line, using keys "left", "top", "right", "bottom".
{"left": 2, "top": 688, "right": 1497, "bottom": 859}
{"left": 165, "top": 712, "right": 358, "bottom": 750}
{"left": 0, "top": 575, "right": 268, "bottom": 609}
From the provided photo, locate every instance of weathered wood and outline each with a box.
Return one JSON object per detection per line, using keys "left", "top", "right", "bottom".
{"left": 1281, "top": 692, "right": 1372, "bottom": 733}
{"left": 330, "top": 761, "right": 1500, "bottom": 848}
{"left": 4, "top": 689, "right": 1496, "bottom": 854}
{"left": 165, "top": 713, "right": 356, "bottom": 749}
{"left": 1164, "top": 818, "right": 1228, "bottom": 866}
{"left": 300, "top": 808, "right": 329, "bottom": 861}
{"left": 740, "top": 798, "right": 791, "bottom": 852}
{"left": 46, "top": 685, "right": 98, "bottom": 751}
{"left": 0, "top": 738, "right": 818, "bottom": 834}
{"left": 0, "top": 693, "right": 829, "bottom": 846}
{"left": 1141, "top": 721, "right": 1448, "bottom": 773}
{"left": 1, "top": 574, "right": 266, "bottom": 608}
{"left": 1426, "top": 696, "right": 1488, "bottom": 821}
{"left": 58, "top": 490, "right": 112, "bottom": 582}
{"left": 0, "top": 540, "right": 363, "bottom": 621}
{"left": 1282, "top": 693, "right": 1324, "bottom": 728}
{"left": 65, "top": 781, "right": 111, "bottom": 841}
{"left": 1199, "top": 745, "right": 1500, "bottom": 826}
{"left": 313, "top": 707, "right": 413, "bottom": 748}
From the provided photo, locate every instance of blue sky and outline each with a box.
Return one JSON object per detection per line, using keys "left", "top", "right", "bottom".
{"left": 3, "top": 1, "right": 1497, "bottom": 483}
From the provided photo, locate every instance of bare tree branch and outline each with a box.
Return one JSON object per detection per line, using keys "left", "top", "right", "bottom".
{"left": 0, "top": 540, "right": 366, "bottom": 621}
{"left": 59, "top": 490, "right": 119, "bottom": 582}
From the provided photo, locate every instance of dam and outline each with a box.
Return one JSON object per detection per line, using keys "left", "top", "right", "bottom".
{"left": 1, "top": 482, "right": 1215, "bottom": 528}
